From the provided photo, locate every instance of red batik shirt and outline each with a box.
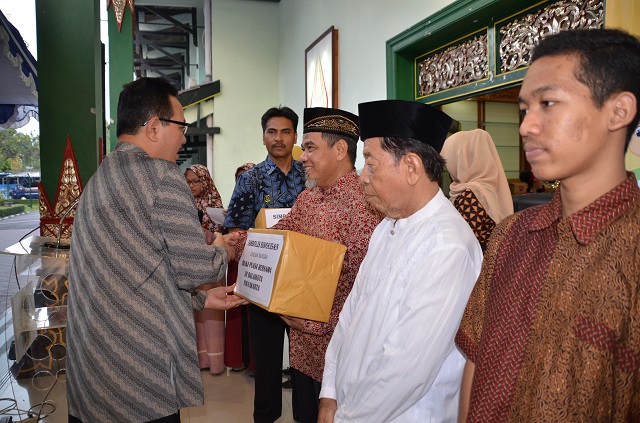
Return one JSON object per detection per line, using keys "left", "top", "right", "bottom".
{"left": 234, "top": 170, "right": 383, "bottom": 382}
{"left": 456, "top": 174, "right": 640, "bottom": 422}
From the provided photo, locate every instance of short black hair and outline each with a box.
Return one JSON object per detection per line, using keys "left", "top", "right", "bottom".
{"left": 321, "top": 132, "right": 358, "bottom": 166}
{"left": 117, "top": 77, "right": 179, "bottom": 137}
{"left": 532, "top": 28, "right": 640, "bottom": 147}
{"left": 261, "top": 107, "right": 299, "bottom": 133}
{"left": 380, "top": 137, "right": 445, "bottom": 182}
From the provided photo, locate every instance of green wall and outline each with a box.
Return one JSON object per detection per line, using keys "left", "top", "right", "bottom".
{"left": 108, "top": 9, "right": 134, "bottom": 152}
{"left": 36, "top": 0, "right": 103, "bottom": 198}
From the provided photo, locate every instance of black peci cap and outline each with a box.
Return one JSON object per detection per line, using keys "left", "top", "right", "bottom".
{"left": 358, "top": 100, "right": 452, "bottom": 152}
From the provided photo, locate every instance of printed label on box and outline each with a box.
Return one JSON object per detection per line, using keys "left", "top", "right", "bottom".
{"left": 235, "top": 232, "right": 284, "bottom": 306}
{"left": 264, "top": 208, "right": 290, "bottom": 228}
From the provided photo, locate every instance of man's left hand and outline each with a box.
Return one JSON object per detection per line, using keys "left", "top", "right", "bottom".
{"left": 280, "top": 315, "right": 305, "bottom": 331}
{"left": 213, "top": 231, "right": 240, "bottom": 261}
{"left": 204, "top": 283, "right": 248, "bottom": 310}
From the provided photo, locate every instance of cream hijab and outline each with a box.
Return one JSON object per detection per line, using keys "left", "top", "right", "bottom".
{"left": 441, "top": 128, "right": 514, "bottom": 224}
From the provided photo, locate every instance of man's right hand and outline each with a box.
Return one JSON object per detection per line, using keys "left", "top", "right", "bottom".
{"left": 317, "top": 398, "right": 337, "bottom": 423}
{"left": 204, "top": 284, "right": 248, "bottom": 310}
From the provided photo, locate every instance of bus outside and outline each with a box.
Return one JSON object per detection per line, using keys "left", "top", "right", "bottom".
{"left": 0, "top": 172, "right": 40, "bottom": 199}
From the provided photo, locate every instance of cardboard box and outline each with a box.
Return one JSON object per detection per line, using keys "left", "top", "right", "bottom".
{"left": 234, "top": 228, "right": 347, "bottom": 322}
{"left": 509, "top": 181, "right": 527, "bottom": 195}
{"left": 254, "top": 208, "right": 291, "bottom": 229}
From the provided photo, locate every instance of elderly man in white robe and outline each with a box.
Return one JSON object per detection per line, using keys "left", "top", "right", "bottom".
{"left": 318, "top": 100, "right": 483, "bottom": 423}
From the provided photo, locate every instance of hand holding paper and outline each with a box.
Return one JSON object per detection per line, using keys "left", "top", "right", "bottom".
{"left": 205, "top": 207, "right": 227, "bottom": 225}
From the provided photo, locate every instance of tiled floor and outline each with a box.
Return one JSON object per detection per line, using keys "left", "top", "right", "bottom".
{"left": 0, "top": 367, "right": 68, "bottom": 422}
{"left": 0, "top": 213, "right": 295, "bottom": 422}
{"left": 0, "top": 364, "right": 295, "bottom": 422}
{"left": 181, "top": 370, "right": 295, "bottom": 423}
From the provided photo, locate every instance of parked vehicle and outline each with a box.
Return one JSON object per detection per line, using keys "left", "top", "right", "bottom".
{"left": 1, "top": 172, "right": 40, "bottom": 199}
{"left": 9, "top": 182, "right": 39, "bottom": 200}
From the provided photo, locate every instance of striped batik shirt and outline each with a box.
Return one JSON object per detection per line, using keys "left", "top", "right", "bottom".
{"left": 67, "top": 142, "right": 228, "bottom": 422}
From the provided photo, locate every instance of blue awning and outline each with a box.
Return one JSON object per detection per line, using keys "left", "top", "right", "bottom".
{"left": 0, "top": 9, "right": 37, "bottom": 129}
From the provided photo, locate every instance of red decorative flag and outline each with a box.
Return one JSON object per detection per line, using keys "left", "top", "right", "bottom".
{"left": 107, "top": 0, "right": 135, "bottom": 32}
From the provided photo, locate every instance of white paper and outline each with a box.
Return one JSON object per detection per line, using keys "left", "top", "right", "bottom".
{"left": 264, "top": 208, "right": 291, "bottom": 228}
{"left": 234, "top": 232, "right": 284, "bottom": 306}
{"left": 205, "top": 207, "right": 226, "bottom": 225}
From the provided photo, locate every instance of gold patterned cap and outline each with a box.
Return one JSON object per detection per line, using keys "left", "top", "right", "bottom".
{"left": 303, "top": 107, "right": 360, "bottom": 140}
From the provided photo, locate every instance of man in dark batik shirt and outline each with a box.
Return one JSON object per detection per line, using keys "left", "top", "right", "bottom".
{"left": 224, "top": 106, "right": 305, "bottom": 423}
{"left": 225, "top": 155, "right": 305, "bottom": 229}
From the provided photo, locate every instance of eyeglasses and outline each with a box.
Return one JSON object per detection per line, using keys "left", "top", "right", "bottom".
{"left": 142, "top": 117, "right": 189, "bottom": 135}
{"left": 186, "top": 180, "right": 202, "bottom": 185}
{"left": 159, "top": 118, "right": 189, "bottom": 135}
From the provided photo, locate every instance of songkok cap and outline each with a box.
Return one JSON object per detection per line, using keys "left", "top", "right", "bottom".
{"left": 358, "top": 100, "right": 452, "bottom": 152}
{"left": 303, "top": 107, "right": 360, "bottom": 140}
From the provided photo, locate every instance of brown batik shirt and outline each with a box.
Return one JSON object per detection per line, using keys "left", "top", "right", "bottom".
{"left": 456, "top": 173, "right": 640, "bottom": 422}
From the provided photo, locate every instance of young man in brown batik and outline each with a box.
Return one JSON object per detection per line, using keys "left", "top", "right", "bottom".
{"left": 456, "top": 28, "right": 640, "bottom": 422}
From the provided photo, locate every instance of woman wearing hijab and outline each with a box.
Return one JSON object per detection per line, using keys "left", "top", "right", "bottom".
{"left": 441, "top": 129, "right": 514, "bottom": 251}
{"left": 184, "top": 164, "right": 226, "bottom": 374}
{"left": 224, "top": 163, "right": 255, "bottom": 373}
{"left": 234, "top": 162, "right": 255, "bottom": 180}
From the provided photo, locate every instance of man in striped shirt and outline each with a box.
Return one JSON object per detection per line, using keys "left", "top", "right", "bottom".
{"left": 67, "top": 77, "right": 245, "bottom": 423}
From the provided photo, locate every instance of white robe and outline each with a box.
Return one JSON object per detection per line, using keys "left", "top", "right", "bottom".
{"left": 320, "top": 190, "right": 483, "bottom": 422}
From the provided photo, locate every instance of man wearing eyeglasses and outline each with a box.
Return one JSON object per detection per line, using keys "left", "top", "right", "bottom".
{"left": 224, "top": 106, "right": 306, "bottom": 423}
{"left": 67, "top": 77, "right": 246, "bottom": 423}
